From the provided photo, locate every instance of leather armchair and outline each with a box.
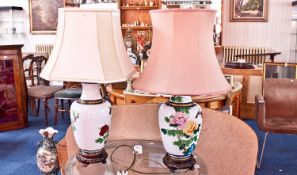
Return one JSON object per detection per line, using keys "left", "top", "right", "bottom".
{"left": 255, "top": 78, "right": 297, "bottom": 168}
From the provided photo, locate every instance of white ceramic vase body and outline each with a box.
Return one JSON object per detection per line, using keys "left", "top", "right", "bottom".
{"left": 159, "top": 96, "right": 202, "bottom": 157}
{"left": 70, "top": 83, "right": 111, "bottom": 153}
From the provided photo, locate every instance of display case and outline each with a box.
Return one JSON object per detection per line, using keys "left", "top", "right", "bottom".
{"left": 0, "top": 45, "right": 27, "bottom": 131}
{"left": 0, "top": 6, "right": 25, "bottom": 45}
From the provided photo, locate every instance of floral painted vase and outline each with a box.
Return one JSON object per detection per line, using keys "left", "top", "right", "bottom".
{"left": 159, "top": 96, "right": 202, "bottom": 170}
{"left": 70, "top": 83, "right": 111, "bottom": 165}
{"left": 36, "top": 127, "right": 59, "bottom": 175}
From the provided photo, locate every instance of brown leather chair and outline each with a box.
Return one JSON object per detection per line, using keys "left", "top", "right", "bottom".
{"left": 255, "top": 78, "right": 297, "bottom": 168}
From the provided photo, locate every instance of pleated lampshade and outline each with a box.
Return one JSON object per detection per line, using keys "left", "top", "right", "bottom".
{"left": 133, "top": 9, "right": 231, "bottom": 96}
{"left": 40, "top": 8, "right": 134, "bottom": 83}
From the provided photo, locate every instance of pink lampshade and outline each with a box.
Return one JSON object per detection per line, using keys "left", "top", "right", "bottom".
{"left": 133, "top": 9, "right": 231, "bottom": 96}
{"left": 40, "top": 8, "right": 134, "bottom": 83}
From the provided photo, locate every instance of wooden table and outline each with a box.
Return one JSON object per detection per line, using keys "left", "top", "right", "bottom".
{"left": 107, "top": 85, "right": 229, "bottom": 113}
{"left": 222, "top": 66, "right": 263, "bottom": 119}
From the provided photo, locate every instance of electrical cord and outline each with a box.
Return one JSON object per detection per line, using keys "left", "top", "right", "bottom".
{"left": 109, "top": 144, "right": 193, "bottom": 174}
{"left": 110, "top": 144, "right": 137, "bottom": 172}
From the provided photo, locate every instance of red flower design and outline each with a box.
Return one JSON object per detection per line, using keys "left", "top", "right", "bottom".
{"left": 99, "top": 125, "right": 109, "bottom": 136}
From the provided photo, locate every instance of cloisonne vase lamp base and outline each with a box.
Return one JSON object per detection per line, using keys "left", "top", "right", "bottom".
{"left": 70, "top": 83, "right": 111, "bottom": 166}
{"left": 39, "top": 9, "right": 135, "bottom": 167}
{"left": 159, "top": 96, "right": 202, "bottom": 172}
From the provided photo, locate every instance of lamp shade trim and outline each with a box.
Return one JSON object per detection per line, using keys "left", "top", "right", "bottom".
{"left": 150, "top": 8, "right": 217, "bottom": 13}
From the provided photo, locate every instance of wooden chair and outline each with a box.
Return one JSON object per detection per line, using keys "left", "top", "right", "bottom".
{"left": 224, "top": 81, "right": 242, "bottom": 117}
{"left": 23, "top": 55, "right": 63, "bottom": 126}
{"left": 54, "top": 82, "right": 82, "bottom": 125}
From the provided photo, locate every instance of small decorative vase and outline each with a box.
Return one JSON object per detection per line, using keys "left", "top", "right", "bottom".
{"left": 159, "top": 96, "right": 202, "bottom": 171}
{"left": 36, "top": 127, "right": 59, "bottom": 175}
{"left": 70, "top": 83, "right": 111, "bottom": 166}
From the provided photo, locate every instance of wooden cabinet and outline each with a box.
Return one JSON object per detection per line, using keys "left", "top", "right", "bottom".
{"left": 0, "top": 45, "right": 27, "bottom": 131}
{"left": 119, "top": 0, "right": 160, "bottom": 33}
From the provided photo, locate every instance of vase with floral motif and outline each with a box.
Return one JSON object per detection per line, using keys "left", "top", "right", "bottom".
{"left": 70, "top": 83, "right": 111, "bottom": 166}
{"left": 36, "top": 127, "right": 59, "bottom": 175}
{"left": 159, "top": 96, "right": 202, "bottom": 171}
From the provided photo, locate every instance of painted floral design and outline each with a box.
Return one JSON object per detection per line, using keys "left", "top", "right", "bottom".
{"left": 95, "top": 125, "right": 109, "bottom": 144}
{"left": 169, "top": 112, "right": 188, "bottom": 129}
{"left": 71, "top": 111, "right": 79, "bottom": 132}
{"left": 183, "top": 120, "right": 199, "bottom": 136}
{"left": 161, "top": 107, "right": 200, "bottom": 156}
{"left": 170, "top": 96, "right": 183, "bottom": 103}
{"left": 36, "top": 149, "right": 58, "bottom": 173}
{"left": 99, "top": 125, "right": 109, "bottom": 136}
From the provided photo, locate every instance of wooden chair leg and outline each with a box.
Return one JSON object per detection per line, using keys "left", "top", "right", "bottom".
{"left": 54, "top": 99, "right": 59, "bottom": 125}
{"left": 68, "top": 100, "right": 71, "bottom": 109}
{"left": 61, "top": 99, "right": 64, "bottom": 119}
{"left": 36, "top": 99, "right": 40, "bottom": 116}
{"left": 43, "top": 99, "right": 48, "bottom": 126}
{"left": 29, "top": 97, "right": 37, "bottom": 116}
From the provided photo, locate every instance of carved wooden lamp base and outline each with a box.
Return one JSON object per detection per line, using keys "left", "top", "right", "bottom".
{"left": 76, "top": 148, "right": 108, "bottom": 166}
{"left": 163, "top": 153, "right": 196, "bottom": 172}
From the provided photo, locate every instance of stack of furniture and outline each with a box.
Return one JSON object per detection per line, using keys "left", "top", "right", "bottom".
{"left": 221, "top": 66, "right": 262, "bottom": 119}
{"left": 106, "top": 81, "right": 242, "bottom": 118}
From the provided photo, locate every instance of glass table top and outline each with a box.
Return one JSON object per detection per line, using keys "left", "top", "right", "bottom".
{"left": 65, "top": 140, "right": 207, "bottom": 175}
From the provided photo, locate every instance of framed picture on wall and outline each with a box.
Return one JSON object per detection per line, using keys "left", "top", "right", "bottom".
{"left": 264, "top": 62, "right": 297, "bottom": 79}
{"left": 230, "top": 0, "right": 269, "bottom": 22}
{"left": 29, "top": 0, "right": 64, "bottom": 34}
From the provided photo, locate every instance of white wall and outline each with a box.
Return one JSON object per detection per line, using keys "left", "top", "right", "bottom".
{"left": 0, "top": 0, "right": 56, "bottom": 52}
{"left": 1, "top": 0, "right": 294, "bottom": 61}
{"left": 223, "top": 0, "right": 293, "bottom": 63}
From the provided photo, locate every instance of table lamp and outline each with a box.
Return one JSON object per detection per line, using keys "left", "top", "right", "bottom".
{"left": 133, "top": 9, "right": 231, "bottom": 171}
{"left": 40, "top": 8, "right": 134, "bottom": 165}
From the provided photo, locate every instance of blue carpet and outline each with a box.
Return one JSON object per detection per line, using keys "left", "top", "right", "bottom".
{"left": 0, "top": 99, "right": 70, "bottom": 175}
{"left": 1, "top": 101, "right": 297, "bottom": 175}
{"left": 245, "top": 120, "right": 297, "bottom": 175}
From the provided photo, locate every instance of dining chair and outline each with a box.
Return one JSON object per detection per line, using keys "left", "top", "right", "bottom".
{"left": 221, "top": 81, "right": 242, "bottom": 117}
{"left": 54, "top": 82, "right": 82, "bottom": 125}
{"left": 23, "top": 55, "right": 63, "bottom": 126}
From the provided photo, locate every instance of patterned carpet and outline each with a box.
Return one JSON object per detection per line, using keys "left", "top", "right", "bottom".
{"left": 0, "top": 100, "right": 297, "bottom": 175}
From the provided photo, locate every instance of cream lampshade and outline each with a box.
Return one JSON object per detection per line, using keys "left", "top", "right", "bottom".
{"left": 133, "top": 9, "right": 231, "bottom": 171}
{"left": 41, "top": 8, "right": 134, "bottom": 83}
{"left": 41, "top": 8, "right": 134, "bottom": 165}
